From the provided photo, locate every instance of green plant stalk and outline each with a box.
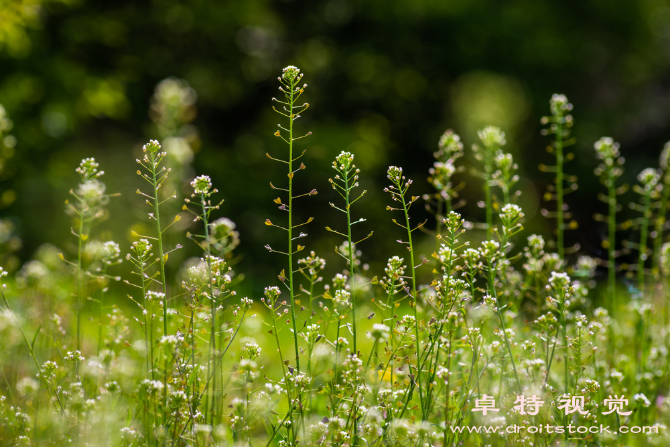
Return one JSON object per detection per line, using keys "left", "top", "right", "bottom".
{"left": 637, "top": 306, "right": 654, "bottom": 380}
{"left": 652, "top": 179, "right": 670, "bottom": 274}
{"left": 374, "top": 331, "right": 406, "bottom": 410}
{"left": 563, "top": 315, "right": 568, "bottom": 394}
{"left": 502, "top": 184, "right": 510, "bottom": 207}
{"left": 188, "top": 305, "right": 196, "bottom": 422}
{"left": 443, "top": 321, "right": 452, "bottom": 434}
{"left": 149, "top": 152, "right": 169, "bottom": 430}
{"left": 150, "top": 154, "right": 169, "bottom": 338}
{"left": 495, "top": 220, "right": 523, "bottom": 394}
{"left": 555, "top": 119, "right": 565, "bottom": 260}
{"left": 434, "top": 199, "right": 443, "bottom": 250}
{"left": 1, "top": 290, "right": 64, "bottom": 413}
{"left": 77, "top": 202, "right": 85, "bottom": 351}
{"left": 307, "top": 276, "right": 314, "bottom": 317}
{"left": 375, "top": 285, "right": 398, "bottom": 406}
{"left": 287, "top": 84, "right": 300, "bottom": 376}
{"left": 398, "top": 190, "right": 424, "bottom": 418}
{"left": 97, "top": 264, "right": 108, "bottom": 355}
{"left": 421, "top": 332, "right": 442, "bottom": 415}
{"left": 265, "top": 410, "right": 294, "bottom": 447}
{"left": 663, "top": 280, "right": 670, "bottom": 409}
{"left": 484, "top": 171, "right": 493, "bottom": 240}
{"left": 269, "top": 302, "right": 296, "bottom": 444}
{"left": 449, "top": 341, "right": 483, "bottom": 446}
{"left": 344, "top": 172, "right": 357, "bottom": 354}
{"left": 423, "top": 225, "right": 457, "bottom": 415}
{"left": 333, "top": 314, "right": 341, "bottom": 400}
{"left": 200, "top": 193, "right": 217, "bottom": 425}
{"left": 387, "top": 290, "right": 396, "bottom": 387}
{"left": 434, "top": 196, "right": 453, "bottom": 249}
{"left": 343, "top": 171, "right": 360, "bottom": 446}
{"left": 219, "top": 326, "right": 226, "bottom": 421}
{"left": 638, "top": 190, "right": 652, "bottom": 291}
{"left": 487, "top": 262, "right": 522, "bottom": 394}
{"left": 0, "top": 357, "right": 15, "bottom": 406}
{"left": 544, "top": 291, "right": 566, "bottom": 392}
{"left": 607, "top": 172, "right": 617, "bottom": 312}
{"left": 140, "top": 258, "right": 153, "bottom": 380}
{"left": 195, "top": 309, "right": 247, "bottom": 405}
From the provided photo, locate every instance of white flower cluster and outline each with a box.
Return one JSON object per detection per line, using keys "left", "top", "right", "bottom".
{"left": 191, "top": 175, "right": 212, "bottom": 195}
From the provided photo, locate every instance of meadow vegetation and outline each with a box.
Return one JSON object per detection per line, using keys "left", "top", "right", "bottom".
{"left": 1, "top": 66, "right": 669, "bottom": 446}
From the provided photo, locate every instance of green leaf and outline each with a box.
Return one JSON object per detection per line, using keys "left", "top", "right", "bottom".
{"left": 31, "top": 323, "right": 43, "bottom": 350}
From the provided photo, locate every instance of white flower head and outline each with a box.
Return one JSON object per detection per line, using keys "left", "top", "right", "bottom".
{"left": 191, "top": 175, "right": 212, "bottom": 195}
{"left": 478, "top": 126, "right": 506, "bottom": 148}
{"left": 637, "top": 167, "right": 659, "bottom": 189}
{"left": 282, "top": 65, "right": 302, "bottom": 82}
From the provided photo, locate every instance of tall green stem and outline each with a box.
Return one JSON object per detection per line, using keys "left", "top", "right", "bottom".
{"left": 150, "top": 155, "right": 168, "bottom": 337}
{"left": 269, "top": 68, "right": 311, "bottom": 436}
{"left": 563, "top": 313, "right": 568, "bottom": 393}
{"left": 487, "top": 264, "right": 522, "bottom": 394}
{"left": 484, "top": 172, "right": 493, "bottom": 240}
{"left": 652, "top": 181, "right": 670, "bottom": 274}
{"left": 555, "top": 120, "right": 565, "bottom": 261}
{"left": 97, "top": 264, "right": 108, "bottom": 355}
{"left": 270, "top": 301, "right": 296, "bottom": 443}
{"left": 344, "top": 174, "right": 357, "bottom": 354}
{"left": 287, "top": 85, "right": 300, "bottom": 375}
{"left": 398, "top": 192, "right": 424, "bottom": 418}
{"left": 77, "top": 210, "right": 84, "bottom": 351}
{"left": 149, "top": 153, "right": 170, "bottom": 433}
{"left": 201, "top": 193, "right": 217, "bottom": 425}
{"left": 608, "top": 173, "right": 617, "bottom": 312}
{"left": 344, "top": 179, "right": 359, "bottom": 444}
{"left": 638, "top": 191, "right": 652, "bottom": 291}
{"left": 330, "top": 152, "right": 368, "bottom": 363}
{"left": 141, "top": 259, "right": 152, "bottom": 379}
{"left": 1, "top": 290, "right": 64, "bottom": 412}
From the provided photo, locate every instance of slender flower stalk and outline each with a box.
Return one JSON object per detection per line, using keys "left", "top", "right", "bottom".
{"left": 427, "top": 130, "right": 464, "bottom": 242}
{"left": 266, "top": 65, "right": 313, "bottom": 375}
{"left": 184, "top": 174, "right": 225, "bottom": 424}
{"left": 594, "top": 137, "right": 624, "bottom": 310}
{"left": 376, "top": 256, "right": 406, "bottom": 391}
{"left": 652, "top": 143, "right": 670, "bottom": 274}
{"left": 493, "top": 151, "right": 519, "bottom": 206}
{"left": 427, "top": 211, "right": 466, "bottom": 416}
{"left": 136, "top": 141, "right": 178, "bottom": 336}
{"left": 633, "top": 168, "right": 660, "bottom": 291}
{"left": 63, "top": 158, "right": 110, "bottom": 350}
{"left": 96, "top": 262, "right": 108, "bottom": 354}
{"left": 473, "top": 126, "right": 506, "bottom": 239}
{"left": 125, "top": 239, "right": 155, "bottom": 377}
{"left": 297, "top": 252, "right": 325, "bottom": 318}
{"left": 262, "top": 286, "right": 297, "bottom": 445}
{"left": 661, "top": 243, "right": 670, "bottom": 342}
{"left": 384, "top": 165, "right": 426, "bottom": 417}
{"left": 540, "top": 94, "right": 575, "bottom": 261}
{"left": 96, "top": 241, "right": 121, "bottom": 354}
{"left": 543, "top": 272, "right": 572, "bottom": 391}
{"left": 76, "top": 207, "right": 84, "bottom": 350}
{"left": 135, "top": 140, "right": 182, "bottom": 429}
{"left": 327, "top": 151, "right": 371, "bottom": 354}
{"left": 486, "top": 203, "right": 525, "bottom": 394}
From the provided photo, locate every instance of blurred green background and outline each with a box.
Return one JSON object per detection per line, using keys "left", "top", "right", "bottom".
{"left": 1, "top": 0, "right": 669, "bottom": 297}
